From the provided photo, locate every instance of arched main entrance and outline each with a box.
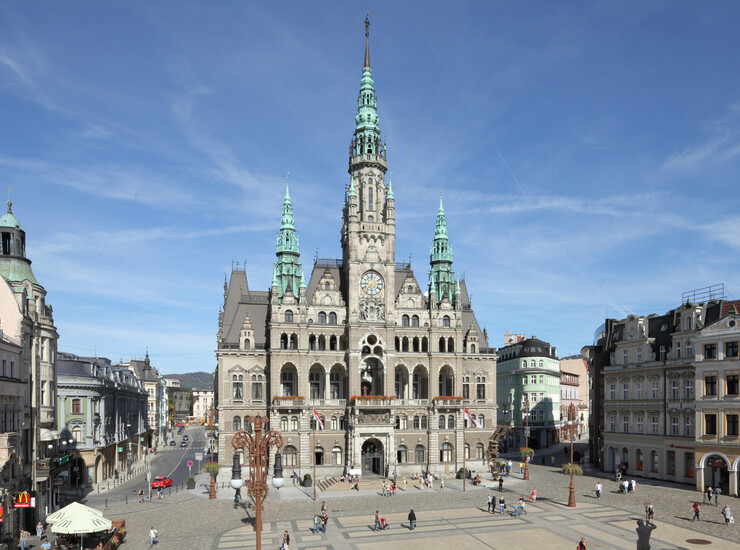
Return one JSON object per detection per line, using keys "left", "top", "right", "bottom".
{"left": 361, "top": 438, "right": 384, "bottom": 475}
{"left": 706, "top": 454, "right": 730, "bottom": 494}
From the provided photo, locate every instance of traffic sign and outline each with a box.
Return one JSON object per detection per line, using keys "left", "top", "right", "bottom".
{"left": 195, "top": 453, "right": 203, "bottom": 461}
{"left": 117, "top": 447, "right": 123, "bottom": 452}
{"left": 525, "top": 428, "right": 530, "bottom": 437}
{"left": 187, "top": 460, "right": 193, "bottom": 467}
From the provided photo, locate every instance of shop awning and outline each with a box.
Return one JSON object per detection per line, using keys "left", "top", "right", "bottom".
{"left": 40, "top": 429, "right": 60, "bottom": 441}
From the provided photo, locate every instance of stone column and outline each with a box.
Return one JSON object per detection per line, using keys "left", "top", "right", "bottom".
{"left": 696, "top": 466, "right": 704, "bottom": 492}
{"left": 730, "top": 468, "right": 738, "bottom": 497}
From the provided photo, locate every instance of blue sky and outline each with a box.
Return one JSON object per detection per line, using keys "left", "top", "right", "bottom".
{"left": 1, "top": 2, "right": 739, "bottom": 374}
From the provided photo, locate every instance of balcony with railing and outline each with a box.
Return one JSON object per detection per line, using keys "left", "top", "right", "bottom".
{"left": 272, "top": 397, "right": 306, "bottom": 407}
{"left": 432, "top": 396, "right": 464, "bottom": 408}
{"left": 306, "top": 399, "right": 346, "bottom": 408}
{"left": 395, "top": 399, "right": 429, "bottom": 407}
{"left": 350, "top": 396, "right": 395, "bottom": 407}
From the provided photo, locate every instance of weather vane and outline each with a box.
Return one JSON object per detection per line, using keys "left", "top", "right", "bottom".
{"left": 365, "top": 12, "right": 372, "bottom": 38}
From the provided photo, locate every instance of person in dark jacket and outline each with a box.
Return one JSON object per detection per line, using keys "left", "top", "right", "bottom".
{"left": 408, "top": 509, "right": 416, "bottom": 530}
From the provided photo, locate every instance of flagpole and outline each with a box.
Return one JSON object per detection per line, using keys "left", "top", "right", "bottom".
{"left": 313, "top": 416, "right": 317, "bottom": 501}
{"left": 463, "top": 413, "right": 466, "bottom": 493}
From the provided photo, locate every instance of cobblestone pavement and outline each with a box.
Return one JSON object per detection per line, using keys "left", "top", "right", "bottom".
{"left": 79, "top": 443, "right": 739, "bottom": 550}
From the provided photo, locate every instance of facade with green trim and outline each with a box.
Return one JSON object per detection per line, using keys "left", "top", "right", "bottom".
{"left": 497, "top": 337, "right": 561, "bottom": 449}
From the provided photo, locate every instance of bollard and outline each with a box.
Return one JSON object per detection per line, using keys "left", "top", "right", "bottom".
{"left": 98, "top": 484, "right": 100, "bottom": 494}
{"left": 107, "top": 482, "right": 110, "bottom": 491}
{"left": 168, "top": 486, "right": 171, "bottom": 496}
{"left": 125, "top": 495, "right": 128, "bottom": 504}
{"left": 105, "top": 498, "right": 108, "bottom": 509}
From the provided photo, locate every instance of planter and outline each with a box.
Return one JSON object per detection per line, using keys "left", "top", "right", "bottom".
{"left": 187, "top": 481, "right": 196, "bottom": 489}
{"left": 303, "top": 478, "right": 312, "bottom": 487}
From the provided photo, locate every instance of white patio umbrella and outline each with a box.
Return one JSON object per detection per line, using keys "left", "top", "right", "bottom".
{"left": 48, "top": 502, "right": 112, "bottom": 549}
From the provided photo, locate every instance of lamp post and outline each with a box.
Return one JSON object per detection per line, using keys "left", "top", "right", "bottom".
{"left": 567, "top": 420, "right": 577, "bottom": 508}
{"left": 523, "top": 398, "right": 530, "bottom": 481}
{"left": 231, "top": 415, "right": 283, "bottom": 550}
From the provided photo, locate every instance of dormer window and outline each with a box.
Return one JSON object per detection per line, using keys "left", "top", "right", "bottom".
{"left": 284, "top": 310, "right": 294, "bottom": 323}
{"left": 325, "top": 282, "right": 331, "bottom": 290}
{"left": 443, "top": 316, "right": 450, "bottom": 328}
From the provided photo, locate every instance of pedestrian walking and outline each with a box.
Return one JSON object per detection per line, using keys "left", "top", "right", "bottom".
{"left": 508, "top": 460, "right": 513, "bottom": 476}
{"left": 577, "top": 537, "right": 588, "bottom": 549}
{"left": 498, "top": 477, "right": 504, "bottom": 492}
{"left": 281, "top": 530, "right": 290, "bottom": 550}
{"left": 440, "top": 479, "right": 444, "bottom": 492}
{"left": 530, "top": 487, "right": 537, "bottom": 501}
{"left": 499, "top": 496, "right": 506, "bottom": 515}
{"left": 646, "top": 502, "right": 655, "bottom": 524}
{"left": 714, "top": 486, "right": 721, "bottom": 506}
{"left": 373, "top": 511, "right": 381, "bottom": 532}
{"left": 630, "top": 479, "right": 636, "bottom": 493}
{"left": 487, "top": 493, "right": 493, "bottom": 513}
{"left": 312, "top": 514, "right": 321, "bottom": 534}
{"left": 321, "top": 511, "right": 328, "bottom": 533}
{"left": 722, "top": 505, "right": 733, "bottom": 526}
{"left": 519, "top": 461, "right": 523, "bottom": 474}
{"left": 36, "top": 522, "right": 44, "bottom": 539}
{"left": 148, "top": 527, "right": 158, "bottom": 547}
{"left": 19, "top": 529, "right": 30, "bottom": 550}
{"left": 408, "top": 508, "right": 416, "bottom": 530}
{"left": 138, "top": 488, "right": 145, "bottom": 503}
{"left": 403, "top": 477, "right": 407, "bottom": 491}
{"left": 706, "top": 486, "right": 713, "bottom": 505}
{"left": 382, "top": 481, "right": 387, "bottom": 497}
{"left": 691, "top": 502, "right": 701, "bottom": 521}
{"left": 595, "top": 482, "right": 602, "bottom": 499}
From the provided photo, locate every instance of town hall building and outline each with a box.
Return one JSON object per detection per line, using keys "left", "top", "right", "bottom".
{"left": 216, "top": 20, "right": 497, "bottom": 480}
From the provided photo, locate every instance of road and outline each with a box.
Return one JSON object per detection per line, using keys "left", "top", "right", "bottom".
{"left": 83, "top": 425, "right": 216, "bottom": 507}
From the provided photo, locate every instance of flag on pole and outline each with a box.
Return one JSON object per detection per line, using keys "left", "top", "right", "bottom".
{"left": 313, "top": 409, "right": 325, "bottom": 431}
{"left": 464, "top": 408, "right": 481, "bottom": 428}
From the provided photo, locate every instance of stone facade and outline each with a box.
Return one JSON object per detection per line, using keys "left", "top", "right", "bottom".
{"left": 56, "top": 353, "right": 148, "bottom": 488}
{"left": 216, "top": 24, "right": 497, "bottom": 481}
{"left": 193, "top": 390, "right": 214, "bottom": 423}
{"left": 0, "top": 200, "right": 59, "bottom": 525}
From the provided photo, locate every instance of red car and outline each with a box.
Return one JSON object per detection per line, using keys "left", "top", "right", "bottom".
{"left": 151, "top": 476, "right": 173, "bottom": 489}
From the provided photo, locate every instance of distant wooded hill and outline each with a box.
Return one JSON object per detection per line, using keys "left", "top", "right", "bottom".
{"left": 164, "top": 372, "right": 213, "bottom": 390}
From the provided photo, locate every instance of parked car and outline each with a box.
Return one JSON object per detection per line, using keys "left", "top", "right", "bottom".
{"left": 151, "top": 476, "right": 173, "bottom": 489}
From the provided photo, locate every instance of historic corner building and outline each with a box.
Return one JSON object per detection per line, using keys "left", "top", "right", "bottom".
{"left": 216, "top": 23, "right": 497, "bottom": 480}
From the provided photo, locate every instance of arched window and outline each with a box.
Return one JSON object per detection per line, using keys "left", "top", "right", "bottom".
{"left": 332, "top": 446, "right": 342, "bottom": 465}
{"left": 522, "top": 360, "right": 527, "bottom": 368}
{"left": 650, "top": 450, "right": 659, "bottom": 473}
{"left": 408, "top": 285, "right": 413, "bottom": 294}
{"left": 285, "top": 310, "right": 293, "bottom": 323}
{"left": 318, "top": 335, "right": 326, "bottom": 350}
{"left": 330, "top": 335, "right": 338, "bottom": 351}
{"left": 232, "top": 375, "right": 243, "bottom": 399}
{"left": 443, "top": 315, "right": 451, "bottom": 327}
{"left": 402, "top": 337, "right": 409, "bottom": 352}
{"left": 412, "top": 315, "right": 419, "bottom": 327}
{"left": 478, "top": 414, "right": 485, "bottom": 428}
{"left": 290, "top": 416, "right": 298, "bottom": 431}
{"left": 329, "top": 312, "right": 337, "bottom": 325}
{"left": 421, "top": 415, "right": 428, "bottom": 429}
{"left": 470, "top": 344, "right": 476, "bottom": 353}
{"left": 402, "top": 315, "right": 410, "bottom": 327}
{"left": 233, "top": 416, "right": 241, "bottom": 431}
{"left": 331, "top": 416, "right": 338, "bottom": 431}
{"left": 413, "top": 416, "right": 420, "bottom": 430}
{"left": 280, "top": 416, "right": 288, "bottom": 431}
{"left": 71, "top": 426, "right": 83, "bottom": 442}
{"left": 448, "top": 337, "right": 454, "bottom": 352}
{"left": 422, "top": 337, "right": 429, "bottom": 352}
{"left": 368, "top": 186, "right": 374, "bottom": 211}
{"left": 244, "top": 338, "right": 251, "bottom": 349}
{"left": 413, "top": 337, "right": 420, "bottom": 352}
{"left": 280, "top": 334, "right": 288, "bottom": 349}
{"left": 476, "top": 443, "right": 485, "bottom": 459}
{"left": 447, "top": 415, "right": 455, "bottom": 429}
{"left": 325, "top": 282, "right": 331, "bottom": 290}
{"left": 395, "top": 337, "right": 400, "bottom": 351}
{"left": 397, "top": 445, "right": 408, "bottom": 463}
{"left": 438, "top": 416, "right": 446, "bottom": 430}
{"left": 290, "top": 334, "right": 297, "bottom": 349}
{"left": 539, "top": 360, "right": 544, "bottom": 368}
{"left": 439, "top": 337, "right": 446, "bottom": 352}
{"left": 252, "top": 374, "right": 263, "bottom": 400}
{"left": 415, "top": 444, "right": 425, "bottom": 463}
{"left": 636, "top": 449, "right": 644, "bottom": 470}
{"left": 309, "top": 335, "right": 317, "bottom": 350}
{"left": 464, "top": 443, "right": 470, "bottom": 460}
{"left": 318, "top": 312, "right": 327, "bottom": 324}
{"left": 440, "top": 442, "right": 453, "bottom": 462}
{"left": 315, "top": 446, "right": 324, "bottom": 466}
{"left": 284, "top": 445, "right": 298, "bottom": 466}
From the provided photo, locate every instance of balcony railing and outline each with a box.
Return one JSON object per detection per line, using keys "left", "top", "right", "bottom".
{"left": 433, "top": 397, "right": 464, "bottom": 408}
{"left": 395, "top": 399, "right": 429, "bottom": 407}
{"left": 351, "top": 397, "right": 395, "bottom": 407}
{"left": 272, "top": 398, "right": 306, "bottom": 407}
{"left": 306, "top": 399, "right": 346, "bottom": 407}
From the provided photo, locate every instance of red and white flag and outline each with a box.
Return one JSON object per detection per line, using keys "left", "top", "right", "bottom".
{"left": 464, "top": 408, "right": 481, "bottom": 428}
{"left": 313, "top": 409, "right": 325, "bottom": 431}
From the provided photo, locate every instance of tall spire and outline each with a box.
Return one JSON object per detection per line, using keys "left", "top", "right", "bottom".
{"left": 349, "top": 14, "right": 386, "bottom": 173}
{"left": 429, "top": 192, "right": 455, "bottom": 307}
{"left": 274, "top": 173, "right": 303, "bottom": 302}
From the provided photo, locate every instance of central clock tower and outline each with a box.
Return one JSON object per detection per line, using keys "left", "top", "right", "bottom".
{"left": 341, "top": 16, "right": 396, "bottom": 326}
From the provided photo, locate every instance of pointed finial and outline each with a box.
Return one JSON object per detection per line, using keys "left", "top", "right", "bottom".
{"left": 285, "top": 171, "right": 290, "bottom": 200}
{"left": 300, "top": 270, "right": 306, "bottom": 288}
{"left": 387, "top": 172, "right": 394, "bottom": 200}
{"left": 439, "top": 191, "right": 444, "bottom": 212}
{"left": 7, "top": 187, "right": 11, "bottom": 213}
{"left": 364, "top": 13, "right": 372, "bottom": 68}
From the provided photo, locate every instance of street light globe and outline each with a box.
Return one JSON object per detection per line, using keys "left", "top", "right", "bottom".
{"left": 230, "top": 477, "right": 244, "bottom": 490}
{"left": 272, "top": 452, "right": 284, "bottom": 489}
{"left": 230, "top": 453, "right": 244, "bottom": 490}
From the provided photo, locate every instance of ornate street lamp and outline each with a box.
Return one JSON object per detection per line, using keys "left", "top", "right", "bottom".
{"left": 567, "top": 420, "right": 577, "bottom": 508}
{"left": 232, "top": 415, "right": 283, "bottom": 550}
{"left": 523, "top": 398, "right": 530, "bottom": 481}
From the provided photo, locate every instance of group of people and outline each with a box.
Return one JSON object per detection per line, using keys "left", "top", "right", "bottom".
{"left": 312, "top": 502, "right": 329, "bottom": 534}
{"left": 381, "top": 480, "right": 397, "bottom": 496}
{"left": 497, "top": 460, "right": 514, "bottom": 476}
{"left": 618, "top": 478, "right": 637, "bottom": 494}
{"left": 705, "top": 484, "right": 722, "bottom": 505}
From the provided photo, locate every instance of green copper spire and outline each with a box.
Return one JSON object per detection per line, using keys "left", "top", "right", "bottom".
{"left": 387, "top": 175, "right": 394, "bottom": 200}
{"left": 429, "top": 192, "right": 455, "bottom": 306}
{"left": 352, "top": 16, "right": 382, "bottom": 158}
{"left": 349, "top": 176, "right": 357, "bottom": 197}
{"left": 274, "top": 175, "right": 303, "bottom": 302}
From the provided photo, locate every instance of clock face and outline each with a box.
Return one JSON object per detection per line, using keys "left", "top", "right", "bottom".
{"left": 360, "top": 271, "right": 384, "bottom": 295}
